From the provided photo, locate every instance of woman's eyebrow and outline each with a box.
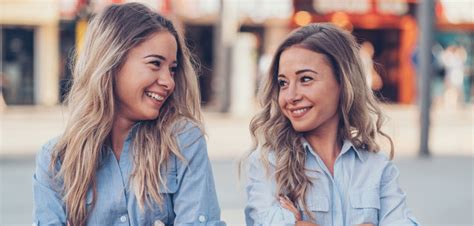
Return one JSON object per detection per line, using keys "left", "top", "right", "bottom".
{"left": 295, "top": 69, "right": 318, "bottom": 75}
{"left": 144, "top": 54, "right": 166, "bottom": 60}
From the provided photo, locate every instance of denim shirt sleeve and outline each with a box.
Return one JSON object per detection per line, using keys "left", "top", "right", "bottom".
{"left": 379, "top": 161, "right": 420, "bottom": 225}
{"left": 244, "top": 151, "right": 296, "bottom": 226}
{"left": 172, "top": 123, "right": 226, "bottom": 226}
{"left": 32, "top": 138, "right": 67, "bottom": 225}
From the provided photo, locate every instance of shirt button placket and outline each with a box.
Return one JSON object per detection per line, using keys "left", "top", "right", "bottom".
{"left": 198, "top": 215, "right": 207, "bottom": 224}
{"left": 120, "top": 214, "right": 127, "bottom": 223}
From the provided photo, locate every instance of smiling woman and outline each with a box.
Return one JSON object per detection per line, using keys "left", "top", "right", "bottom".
{"left": 243, "top": 23, "right": 419, "bottom": 226}
{"left": 277, "top": 48, "right": 341, "bottom": 136}
{"left": 114, "top": 31, "right": 178, "bottom": 124}
{"left": 32, "top": 3, "right": 225, "bottom": 226}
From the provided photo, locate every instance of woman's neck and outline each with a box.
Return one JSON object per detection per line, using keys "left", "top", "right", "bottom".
{"left": 110, "top": 114, "right": 135, "bottom": 161}
{"left": 304, "top": 118, "right": 341, "bottom": 176}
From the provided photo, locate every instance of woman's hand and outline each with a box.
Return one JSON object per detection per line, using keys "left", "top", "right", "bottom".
{"left": 279, "top": 195, "right": 302, "bottom": 221}
{"left": 279, "top": 196, "right": 321, "bottom": 226}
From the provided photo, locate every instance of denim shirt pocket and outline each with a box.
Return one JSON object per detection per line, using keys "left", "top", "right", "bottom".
{"left": 144, "top": 163, "right": 180, "bottom": 223}
{"left": 305, "top": 195, "right": 330, "bottom": 224}
{"left": 144, "top": 193, "right": 167, "bottom": 222}
{"left": 162, "top": 167, "right": 179, "bottom": 194}
{"left": 350, "top": 189, "right": 380, "bottom": 225}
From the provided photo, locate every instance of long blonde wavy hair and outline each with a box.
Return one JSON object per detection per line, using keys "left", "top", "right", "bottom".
{"left": 247, "top": 23, "right": 393, "bottom": 218}
{"left": 50, "top": 3, "right": 203, "bottom": 225}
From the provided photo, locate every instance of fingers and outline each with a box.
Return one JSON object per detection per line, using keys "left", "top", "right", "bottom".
{"left": 279, "top": 199, "right": 294, "bottom": 211}
{"left": 279, "top": 195, "right": 302, "bottom": 220}
{"left": 279, "top": 195, "right": 297, "bottom": 211}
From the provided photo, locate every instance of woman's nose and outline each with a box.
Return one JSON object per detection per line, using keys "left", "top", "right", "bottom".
{"left": 157, "top": 70, "right": 174, "bottom": 91}
{"left": 285, "top": 84, "right": 302, "bottom": 104}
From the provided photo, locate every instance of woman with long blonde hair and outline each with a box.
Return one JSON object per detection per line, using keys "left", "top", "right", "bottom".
{"left": 33, "top": 3, "right": 224, "bottom": 225}
{"left": 244, "top": 23, "right": 419, "bottom": 225}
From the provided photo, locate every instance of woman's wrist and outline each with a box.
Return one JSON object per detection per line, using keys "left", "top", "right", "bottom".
{"left": 295, "top": 221, "right": 319, "bottom": 226}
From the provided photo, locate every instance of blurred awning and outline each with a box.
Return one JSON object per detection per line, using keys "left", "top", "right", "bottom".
{"left": 293, "top": 0, "right": 474, "bottom": 30}
{"left": 312, "top": 0, "right": 409, "bottom": 15}
{"left": 436, "top": 0, "right": 474, "bottom": 30}
{"left": 59, "top": 0, "right": 170, "bottom": 20}
{"left": 172, "top": 0, "right": 293, "bottom": 24}
{"left": 0, "top": 0, "right": 59, "bottom": 25}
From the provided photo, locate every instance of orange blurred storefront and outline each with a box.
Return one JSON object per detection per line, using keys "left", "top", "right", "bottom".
{"left": 292, "top": 0, "right": 419, "bottom": 103}
{"left": 292, "top": 0, "right": 473, "bottom": 104}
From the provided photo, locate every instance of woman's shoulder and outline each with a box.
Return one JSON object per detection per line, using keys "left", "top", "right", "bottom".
{"left": 173, "top": 118, "right": 204, "bottom": 145}
{"left": 247, "top": 148, "right": 262, "bottom": 161}
{"left": 355, "top": 147, "right": 394, "bottom": 169}
{"left": 173, "top": 118, "right": 203, "bottom": 135}
{"left": 246, "top": 148, "right": 278, "bottom": 169}
{"left": 36, "top": 136, "right": 61, "bottom": 168}
{"left": 360, "top": 148, "right": 390, "bottom": 161}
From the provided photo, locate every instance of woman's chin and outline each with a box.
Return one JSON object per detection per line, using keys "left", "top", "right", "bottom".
{"left": 138, "top": 110, "right": 160, "bottom": 121}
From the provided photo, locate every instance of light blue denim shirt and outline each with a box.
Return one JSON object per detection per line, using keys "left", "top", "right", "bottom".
{"left": 245, "top": 139, "right": 419, "bottom": 226}
{"left": 33, "top": 122, "right": 225, "bottom": 226}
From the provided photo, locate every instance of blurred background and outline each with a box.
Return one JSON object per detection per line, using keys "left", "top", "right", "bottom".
{"left": 0, "top": 0, "right": 472, "bottom": 225}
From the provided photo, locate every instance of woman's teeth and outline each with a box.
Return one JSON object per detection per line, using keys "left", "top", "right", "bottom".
{"left": 145, "top": 92, "right": 164, "bottom": 101}
{"left": 292, "top": 107, "right": 309, "bottom": 114}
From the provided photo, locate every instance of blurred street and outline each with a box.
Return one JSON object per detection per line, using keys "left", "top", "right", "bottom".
{"left": 0, "top": 104, "right": 473, "bottom": 226}
{"left": 2, "top": 0, "right": 473, "bottom": 225}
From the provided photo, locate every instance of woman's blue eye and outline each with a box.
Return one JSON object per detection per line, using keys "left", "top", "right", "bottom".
{"left": 278, "top": 79, "right": 287, "bottom": 87}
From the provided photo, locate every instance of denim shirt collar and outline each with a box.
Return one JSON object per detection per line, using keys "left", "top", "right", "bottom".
{"left": 301, "top": 138, "right": 367, "bottom": 163}
{"left": 99, "top": 121, "right": 143, "bottom": 164}
{"left": 266, "top": 138, "right": 367, "bottom": 170}
{"left": 126, "top": 121, "right": 143, "bottom": 141}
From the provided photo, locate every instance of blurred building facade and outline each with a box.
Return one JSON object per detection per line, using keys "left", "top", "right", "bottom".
{"left": 172, "top": 0, "right": 293, "bottom": 114}
{"left": 1, "top": 0, "right": 472, "bottom": 110}
{"left": 1, "top": 0, "right": 60, "bottom": 106}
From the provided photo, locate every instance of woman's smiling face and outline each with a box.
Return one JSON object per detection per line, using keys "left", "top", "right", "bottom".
{"left": 277, "top": 46, "right": 341, "bottom": 135}
{"left": 114, "top": 31, "right": 178, "bottom": 122}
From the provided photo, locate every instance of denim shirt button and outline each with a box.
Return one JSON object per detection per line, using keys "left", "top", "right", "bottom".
{"left": 198, "top": 215, "right": 207, "bottom": 222}
{"left": 120, "top": 215, "right": 127, "bottom": 222}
